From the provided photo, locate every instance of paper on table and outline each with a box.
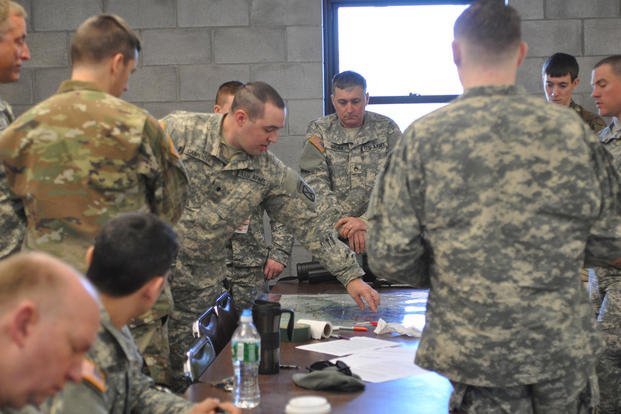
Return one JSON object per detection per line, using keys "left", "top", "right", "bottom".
{"left": 296, "top": 336, "right": 399, "bottom": 356}
{"left": 330, "top": 345, "right": 430, "bottom": 383}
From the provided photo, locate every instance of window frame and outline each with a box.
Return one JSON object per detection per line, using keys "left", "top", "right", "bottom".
{"left": 322, "top": 0, "right": 471, "bottom": 114}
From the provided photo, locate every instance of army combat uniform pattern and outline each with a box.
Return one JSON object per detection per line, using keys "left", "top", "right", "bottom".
{"left": 0, "top": 98, "right": 24, "bottom": 260}
{"left": 161, "top": 111, "right": 364, "bottom": 384}
{"left": 367, "top": 85, "right": 621, "bottom": 413}
{"left": 299, "top": 111, "right": 401, "bottom": 223}
{"left": 0, "top": 80, "right": 189, "bottom": 386}
{"left": 589, "top": 121, "right": 621, "bottom": 414}
{"left": 570, "top": 100, "right": 607, "bottom": 134}
{"left": 228, "top": 209, "right": 293, "bottom": 311}
{"left": 44, "top": 307, "right": 194, "bottom": 414}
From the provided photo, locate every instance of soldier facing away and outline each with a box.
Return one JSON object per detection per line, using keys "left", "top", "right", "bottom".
{"left": 0, "top": 14, "right": 188, "bottom": 387}
{"left": 367, "top": 1, "right": 621, "bottom": 412}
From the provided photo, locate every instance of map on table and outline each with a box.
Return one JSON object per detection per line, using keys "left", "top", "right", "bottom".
{"left": 277, "top": 290, "right": 428, "bottom": 330}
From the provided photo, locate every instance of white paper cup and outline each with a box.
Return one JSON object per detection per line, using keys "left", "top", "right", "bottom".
{"left": 285, "top": 396, "right": 331, "bottom": 414}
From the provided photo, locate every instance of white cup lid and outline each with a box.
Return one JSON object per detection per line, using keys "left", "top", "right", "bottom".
{"left": 285, "top": 396, "right": 331, "bottom": 414}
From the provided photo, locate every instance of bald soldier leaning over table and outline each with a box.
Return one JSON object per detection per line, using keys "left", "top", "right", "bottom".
{"left": 0, "top": 14, "right": 188, "bottom": 387}
{"left": 161, "top": 81, "right": 379, "bottom": 391}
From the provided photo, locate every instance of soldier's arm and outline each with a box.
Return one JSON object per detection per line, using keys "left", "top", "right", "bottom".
{"left": 299, "top": 124, "right": 344, "bottom": 220}
{"left": 0, "top": 167, "right": 24, "bottom": 259}
{"left": 263, "top": 166, "right": 378, "bottom": 311}
{"left": 140, "top": 116, "right": 189, "bottom": 224}
{"left": 367, "top": 126, "right": 428, "bottom": 282}
{"left": 267, "top": 219, "right": 293, "bottom": 266}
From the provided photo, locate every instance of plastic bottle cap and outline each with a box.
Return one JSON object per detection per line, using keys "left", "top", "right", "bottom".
{"left": 285, "top": 396, "right": 331, "bottom": 414}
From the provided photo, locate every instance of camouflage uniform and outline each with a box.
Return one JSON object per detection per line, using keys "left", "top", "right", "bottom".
{"left": 43, "top": 307, "right": 194, "bottom": 414}
{"left": 590, "top": 121, "right": 621, "bottom": 414}
{"left": 228, "top": 209, "right": 292, "bottom": 311}
{"left": 161, "top": 111, "right": 364, "bottom": 387}
{"left": 0, "top": 98, "right": 24, "bottom": 260}
{"left": 368, "top": 85, "right": 621, "bottom": 412}
{"left": 0, "top": 80, "right": 189, "bottom": 386}
{"left": 299, "top": 111, "right": 401, "bottom": 223}
{"left": 0, "top": 407, "right": 41, "bottom": 414}
{"left": 570, "top": 100, "right": 607, "bottom": 133}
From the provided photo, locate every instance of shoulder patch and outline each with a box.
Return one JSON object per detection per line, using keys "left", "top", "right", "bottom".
{"left": 308, "top": 135, "right": 325, "bottom": 153}
{"left": 298, "top": 179, "right": 316, "bottom": 202}
{"left": 81, "top": 358, "right": 106, "bottom": 393}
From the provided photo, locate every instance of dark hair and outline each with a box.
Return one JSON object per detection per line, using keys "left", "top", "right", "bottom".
{"left": 594, "top": 55, "right": 621, "bottom": 78}
{"left": 71, "top": 14, "right": 141, "bottom": 65}
{"left": 542, "top": 53, "right": 579, "bottom": 81}
{"left": 332, "top": 70, "right": 366, "bottom": 92}
{"left": 86, "top": 213, "right": 178, "bottom": 297}
{"left": 215, "top": 80, "right": 244, "bottom": 106}
{"left": 231, "top": 81, "right": 285, "bottom": 120}
{"left": 454, "top": 0, "right": 521, "bottom": 59}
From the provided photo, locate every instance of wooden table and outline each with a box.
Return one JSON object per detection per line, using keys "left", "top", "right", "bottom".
{"left": 186, "top": 280, "right": 452, "bottom": 413}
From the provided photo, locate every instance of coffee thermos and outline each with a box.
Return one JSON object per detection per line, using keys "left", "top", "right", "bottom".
{"left": 252, "top": 299, "right": 294, "bottom": 374}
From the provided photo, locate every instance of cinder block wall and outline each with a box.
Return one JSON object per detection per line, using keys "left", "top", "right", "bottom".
{"left": 0, "top": 0, "right": 619, "bottom": 277}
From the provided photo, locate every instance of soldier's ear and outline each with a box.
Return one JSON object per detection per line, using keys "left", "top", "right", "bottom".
{"left": 10, "top": 301, "right": 38, "bottom": 347}
{"left": 85, "top": 246, "right": 94, "bottom": 269}
{"left": 233, "top": 108, "right": 248, "bottom": 126}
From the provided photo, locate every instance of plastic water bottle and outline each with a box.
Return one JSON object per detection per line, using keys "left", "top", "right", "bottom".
{"left": 232, "top": 308, "right": 261, "bottom": 408}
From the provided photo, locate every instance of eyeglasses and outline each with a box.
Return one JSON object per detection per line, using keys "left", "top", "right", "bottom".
{"left": 307, "top": 360, "right": 352, "bottom": 376}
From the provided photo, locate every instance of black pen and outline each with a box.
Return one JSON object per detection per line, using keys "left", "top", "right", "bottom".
{"left": 279, "top": 364, "right": 299, "bottom": 369}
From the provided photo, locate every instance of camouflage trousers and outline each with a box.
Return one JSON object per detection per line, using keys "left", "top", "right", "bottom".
{"left": 168, "top": 260, "right": 226, "bottom": 393}
{"left": 129, "top": 316, "right": 171, "bottom": 386}
{"left": 589, "top": 268, "right": 621, "bottom": 414}
{"left": 226, "top": 265, "right": 265, "bottom": 313}
{"left": 449, "top": 368, "right": 598, "bottom": 414}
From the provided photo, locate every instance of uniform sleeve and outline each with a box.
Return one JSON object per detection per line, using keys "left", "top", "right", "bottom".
{"left": 267, "top": 219, "right": 293, "bottom": 265}
{"left": 130, "top": 370, "right": 194, "bottom": 414}
{"left": 139, "top": 116, "right": 189, "bottom": 224}
{"left": 299, "top": 122, "right": 343, "bottom": 221}
{"left": 366, "top": 125, "right": 429, "bottom": 284}
{"left": 264, "top": 166, "right": 364, "bottom": 286}
{"left": 0, "top": 165, "right": 24, "bottom": 259}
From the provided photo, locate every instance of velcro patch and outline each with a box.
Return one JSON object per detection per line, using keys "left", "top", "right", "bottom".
{"left": 308, "top": 135, "right": 325, "bottom": 153}
{"left": 81, "top": 358, "right": 106, "bottom": 393}
{"left": 298, "top": 180, "right": 316, "bottom": 202}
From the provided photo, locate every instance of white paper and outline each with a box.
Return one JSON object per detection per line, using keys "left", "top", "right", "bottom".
{"left": 295, "top": 336, "right": 399, "bottom": 356}
{"left": 330, "top": 345, "right": 430, "bottom": 383}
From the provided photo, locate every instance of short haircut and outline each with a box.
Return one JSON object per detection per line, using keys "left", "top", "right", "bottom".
{"left": 332, "top": 70, "right": 367, "bottom": 93}
{"left": 594, "top": 55, "right": 621, "bottom": 78}
{"left": 215, "top": 80, "right": 244, "bottom": 107}
{"left": 231, "top": 81, "right": 285, "bottom": 120}
{"left": 542, "top": 53, "right": 579, "bottom": 81}
{"left": 86, "top": 213, "right": 178, "bottom": 297}
{"left": 454, "top": 0, "right": 521, "bottom": 61}
{"left": 0, "top": 1, "right": 26, "bottom": 35}
{"left": 70, "top": 14, "right": 141, "bottom": 66}
{"left": 0, "top": 252, "right": 65, "bottom": 310}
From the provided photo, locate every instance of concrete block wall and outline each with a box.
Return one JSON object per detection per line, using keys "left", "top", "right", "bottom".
{"left": 0, "top": 0, "right": 619, "bottom": 277}
{"left": 512, "top": 0, "right": 621, "bottom": 114}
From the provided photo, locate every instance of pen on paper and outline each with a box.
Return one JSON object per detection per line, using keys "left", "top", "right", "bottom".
{"left": 334, "top": 326, "right": 368, "bottom": 332}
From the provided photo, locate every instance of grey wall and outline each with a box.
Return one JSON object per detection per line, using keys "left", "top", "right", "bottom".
{"left": 0, "top": 0, "right": 619, "bottom": 276}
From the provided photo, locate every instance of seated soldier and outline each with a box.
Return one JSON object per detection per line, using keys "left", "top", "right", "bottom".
{"left": 45, "top": 212, "right": 238, "bottom": 414}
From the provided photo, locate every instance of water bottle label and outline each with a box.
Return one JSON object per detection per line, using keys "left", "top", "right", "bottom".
{"left": 232, "top": 341, "right": 260, "bottom": 363}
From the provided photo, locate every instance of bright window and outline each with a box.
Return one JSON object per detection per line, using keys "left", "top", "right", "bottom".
{"left": 324, "top": 1, "right": 470, "bottom": 131}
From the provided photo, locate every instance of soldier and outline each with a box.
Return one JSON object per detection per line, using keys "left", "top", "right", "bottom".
{"left": 161, "top": 81, "right": 379, "bottom": 390}
{"left": 543, "top": 52, "right": 606, "bottom": 132}
{"left": 0, "top": 15, "right": 188, "bottom": 387}
{"left": 45, "top": 213, "right": 239, "bottom": 414}
{"left": 0, "top": 252, "right": 99, "bottom": 412}
{"left": 212, "top": 81, "right": 293, "bottom": 310}
{"left": 589, "top": 55, "right": 621, "bottom": 414}
{"left": 368, "top": 1, "right": 621, "bottom": 412}
{"left": 0, "top": 1, "right": 30, "bottom": 260}
{"left": 299, "top": 70, "right": 401, "bottom": 254}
